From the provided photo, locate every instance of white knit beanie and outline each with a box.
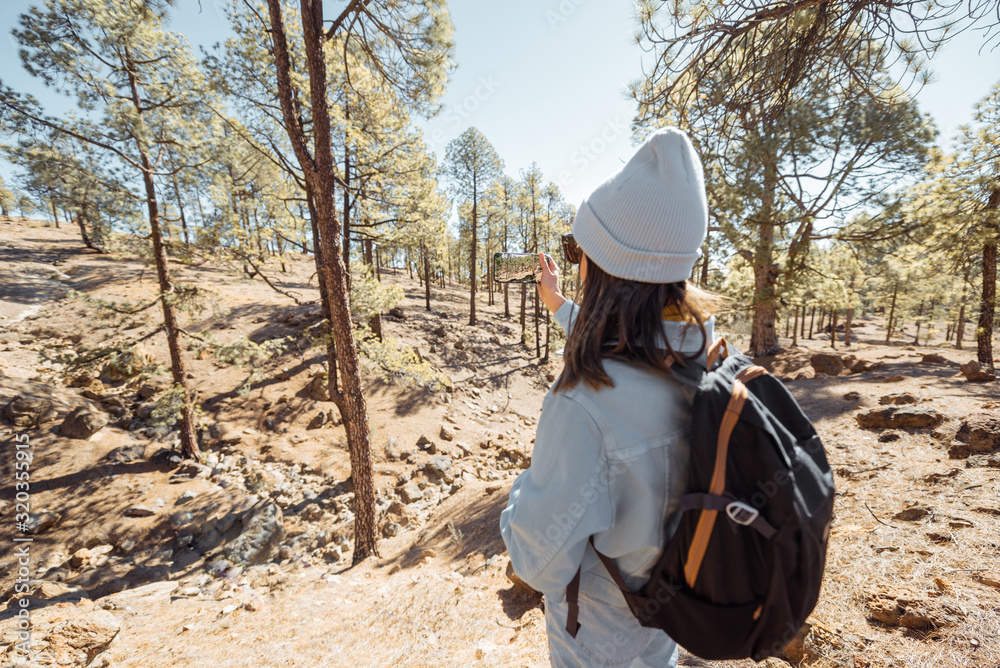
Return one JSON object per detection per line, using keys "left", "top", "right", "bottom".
{"left": 572, "top": 127, "right": 708, "bottom": 283}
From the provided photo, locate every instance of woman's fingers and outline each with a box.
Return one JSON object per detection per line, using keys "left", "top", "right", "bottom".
{"left": 539, "top": 252, "right": 558, "bottom": 276}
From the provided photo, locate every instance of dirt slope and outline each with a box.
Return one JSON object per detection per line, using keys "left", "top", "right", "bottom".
{"left": 0, "top": 217, "right": 998, "bottom": 668}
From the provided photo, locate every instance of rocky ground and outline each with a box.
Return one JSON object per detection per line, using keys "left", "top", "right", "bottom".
{"left": 0, "top": 217, "right": 998, "bottom": 668}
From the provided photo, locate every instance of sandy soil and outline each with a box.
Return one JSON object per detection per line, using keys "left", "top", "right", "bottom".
{"left": 0, "top": 216, "right": 998, "bottom": 668}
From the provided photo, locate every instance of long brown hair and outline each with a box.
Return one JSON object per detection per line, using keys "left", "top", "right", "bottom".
{"left": 553, "top": 258, "right": 720, "bottom": 392}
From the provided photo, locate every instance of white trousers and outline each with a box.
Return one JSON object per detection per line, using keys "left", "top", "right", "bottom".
{"left": 543, "top": 590, "right": 679, "bottom": 668}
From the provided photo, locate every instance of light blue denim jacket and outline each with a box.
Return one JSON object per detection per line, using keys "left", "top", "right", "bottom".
{"left": 500, "top": 299, "right": 721, "bottom": 609}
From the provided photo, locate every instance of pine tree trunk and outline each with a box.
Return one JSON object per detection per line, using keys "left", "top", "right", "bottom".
{"left": 534, "top": 288, "right": 541, "bottom": 358}
{"left": 976, "top": 188, "right": 1000, "bottom": 374}
{"left": 75, "top": 202, "right": 101, "bottom": 252}
{"left": 914, "top": 301, "right": 924, "bottom": 345}
{"left": 50, "top": 199, "right": 60, "bottom": 229}
{"left": 748, "top": 155, "right": 780, "bottom": 357}
{"left": 306, "top": 189, "right": 338, "bottom": 395}
{"left": 700, "top": 250, "right": 709, "bottom": 287}
{"left": 266, "top": 0, "right": 378, "bottom": 562}
{"left": 171, "top": 175, "right": 190, "bottom": 246}
{"left": 364, "top": 240, "right": 382, "bottom": 341}
{"left": 342, "top": 142, "right": 351, "bottom": 292}
{"left": 808, "top": 306, "right": 815, "bottom": 339}
{"left": 886, "top": 284, "right": 897, "bottom": 345}
{"left": 956, "top": 302, "right": 966, "bottom": 350}
{"left": 830, "top": 310, "right": 838, "bottom": 349}
{"left": 844, "top": 306, "right": 853, "bottom": 347}
{"left": 469, "top": 179, "right": 478, "bottom": 326}
{"left": 124, "top": 52, "right": 198, "bottom": 461}
{"left": 520, "top": 284, "right": 526, "bottom": 342}
{"left": 792, "top": 305, "right": 799, "bottom": 346}
{"left": 423, "top": 246, "right": 431, "bottom": 312}
{"left": 543, "top": 307, "right": 551, "bottom": 364}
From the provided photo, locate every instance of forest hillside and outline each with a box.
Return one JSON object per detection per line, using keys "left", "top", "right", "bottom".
{"left": 0, "top": 217, "right": 998, "bottom": 667}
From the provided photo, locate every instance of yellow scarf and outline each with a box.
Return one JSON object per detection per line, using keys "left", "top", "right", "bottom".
{"left": 662, "top": 304, "right": 695, "bottom": 322}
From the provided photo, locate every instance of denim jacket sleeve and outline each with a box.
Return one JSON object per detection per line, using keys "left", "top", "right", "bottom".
{"left": 499, "top": 390, "right": 614, "bottom": 594}
{"left": 553, "top": 299, "right": 580, "bottom": 336}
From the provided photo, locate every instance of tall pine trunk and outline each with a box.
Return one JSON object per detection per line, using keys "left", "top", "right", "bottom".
{"left": 469, "top": 179, "right": 478, "bottom": 326}
{"left": 364, "top": 239, "right": 382, "bottom": 341}
{"left": 748, "top": 156, "right": 780, "bottom": 357}
{"left": 977, "top": 188, "right": 1000, "bottom": 375}
{"left": 125, "top": 50, "right": 198, "bottom": 460}
{"left": 266, "top": 0, "right": 378, "bottom": 562}
{"left": 792, "top": 305, "right": 799, "bottom": 346}
{"left": 423, "top": 245, "right": 432, "bottom": 312}
{"left": 886, "top": 284, "right": 898, "bottom": 345}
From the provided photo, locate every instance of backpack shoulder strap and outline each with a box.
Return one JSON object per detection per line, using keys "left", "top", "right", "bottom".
{"left": 565, "top": 537, "right": 633, "bottom": 638}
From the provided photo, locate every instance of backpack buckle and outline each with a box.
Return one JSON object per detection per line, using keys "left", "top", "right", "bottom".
{"left": 726, "top": 501, "right": 759, "bottom": 527}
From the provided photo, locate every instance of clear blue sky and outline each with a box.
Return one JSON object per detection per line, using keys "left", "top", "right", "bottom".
{"left": 1, "top": 0, "right": 998, "bottom": 212}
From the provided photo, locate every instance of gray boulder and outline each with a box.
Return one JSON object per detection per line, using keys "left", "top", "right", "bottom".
{"left": 960, "top": 360, "right": 996, "bottom": 382}
{"left": 224, "top": 501, "right": 286, "bottom": 565}
{"left": 856, "top": 406, "right": 944, "bottom": 430}
{"left": 2, "top": 394, "right": 56, "bottom": 428}
{"left": 949, "top": 413, "right": 1000, "bottom": 459}
{"left": 878, "top": 392, "right": 919, "bottom": 406}
{"left": 60, "top": 406, "right": 108, "bottom": 439}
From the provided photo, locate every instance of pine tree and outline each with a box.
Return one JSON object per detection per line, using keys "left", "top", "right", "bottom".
{"left": 444, "top": 128, "right": 504, "bottom": 326}
{"left": 634, "top": 14, "right": 933, "bottom": 356}
{"left": 1, "top": 0, "right": 220, "bottom": 457}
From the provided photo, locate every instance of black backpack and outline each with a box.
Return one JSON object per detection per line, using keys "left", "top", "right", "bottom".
{"left": 565, "top": 339, "right": 835, "bottom": 661}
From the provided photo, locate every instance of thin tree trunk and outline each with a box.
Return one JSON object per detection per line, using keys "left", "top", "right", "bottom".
{"left": 976, "top": 188, "right": 1000, "bottom": 375}
{"left": 75, "top": 202, "right": 101, "bottom": 252}
{"left": 830, "top": 310, "right": 838, "bottom": 349}
{"left": 534, "top": 287, "right": 541, "bottom": 358}
{"left": 342, "top": 140, "right": 351, "bottom": 291}
{"left": 543, "top": 307, "right": 551, "bottom": 364}
{"left": 914, "top": 301, "right": 924, "bottom": 345}
{"left": 50, "top": 198, "right": 60, "bottom": 229}
{"left": 792, "top": 305, "right": 799, "bottom": 346}
{"left": 266, "top": 0, "right": 378, "bottom": 562}
{"left": 886, "top": 284, "right": 898, "bottom": 345}
{"left": 800, "top": 304, "right": 807, "bottom": 339}
{"left": 364, "top": 239, "right": 382, "bottom": 341}
{"left": 956, "top": 302, "right": 966, "bottom": 350}
{"left": 520, "top": 283, "right": 527, "bottom": 343}
{"left": 124, "top": 50, "right": 198, "bottom": 460}
{"left": 808, "top": 306, "right": 815, "bottom": 340}
{"left": 469, "top": 181, "right": 478, "bottom": 326}
{"left": 844, "top": 305, "right": 853, "bottom": 347}
{"left": 423, "top": 245, "right": 431, "bottom": 312}
{"left": 171, "top": 176, "right": 190, "bottom": 246}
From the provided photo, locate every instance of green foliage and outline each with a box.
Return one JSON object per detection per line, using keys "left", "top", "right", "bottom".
{"left": 349, "top": 261, "right": 403, "bottom": 319}
{"left": 356, "top": 327, "right": 451, "bottom": 391}
{"left": 191, "top": 333, "right": 291, "bottom": 396}
{"left": 148, "top": 384, "right": 195, "bottom": 428}
{"left": 44, "top": 340, "right": 162, "bottom": 385}
{"left": 193, "top": 334, "right": 290, "bottom": 368}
